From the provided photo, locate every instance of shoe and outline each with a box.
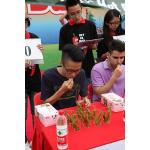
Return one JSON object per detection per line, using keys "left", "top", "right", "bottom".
{"left": 29, "top": 141, "right": 32, "bottom": 148}
{"left": 25, "top": 141, "right": 31, "bottom": 150}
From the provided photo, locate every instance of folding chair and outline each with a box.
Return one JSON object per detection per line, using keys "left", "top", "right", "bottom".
{"left": 87, "top": 84, "right": 93, "bottom": 100}
{"left": 34, "top": 92, "right": 43, "bottom": 106}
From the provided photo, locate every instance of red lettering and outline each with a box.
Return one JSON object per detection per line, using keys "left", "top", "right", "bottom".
{"left": 26, "top": 4, "right": 66, "bottom": 15}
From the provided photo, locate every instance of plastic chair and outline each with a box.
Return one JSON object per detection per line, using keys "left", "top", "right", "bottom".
{"left": 77, "top": 84, "right": 93, "bottom": 101}
{"left": 40, "top": 70, "right": 44, "bottom": 78}
{"left": 34, "top": 92, "right": 43, "bottom": 106}
{"left": 87, "top": 84, "right": 93, "bottom": 100}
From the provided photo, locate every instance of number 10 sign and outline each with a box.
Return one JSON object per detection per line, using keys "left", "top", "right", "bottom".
{"left": 25, "top": 38, "right": 44, "bottom": 64}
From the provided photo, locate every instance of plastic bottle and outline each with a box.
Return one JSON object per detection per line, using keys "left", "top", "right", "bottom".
{"left": 56, "top": 110, "right": 68, "bottom": 150}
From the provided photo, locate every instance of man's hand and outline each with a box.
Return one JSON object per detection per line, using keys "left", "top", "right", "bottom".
{"left": 60, "top": 78, "right": 74, "bottom": 93}
{"left": 44, "top": 78, "right": 74, "bottom": 104}
{"left": 112, "top": 65, "right": 122, "bottom": 80}
{"left": 83, "top": 97, "right": 91, "bottom": 107}
{"left": 77, "top": 97, "right": 91, "bottom": 107}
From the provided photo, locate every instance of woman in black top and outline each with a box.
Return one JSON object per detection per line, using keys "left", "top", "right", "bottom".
{"left": 97, "top": 9, "right": 125, "bottom": 62}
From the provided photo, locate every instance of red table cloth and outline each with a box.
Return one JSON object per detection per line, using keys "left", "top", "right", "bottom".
{"left": 32, "top": 102, "right": 125, "bottom": 150}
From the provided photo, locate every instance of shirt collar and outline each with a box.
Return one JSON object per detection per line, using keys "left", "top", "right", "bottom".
{"left": 68, "top": 17, "right": 86, "bottom": 26}
{"left": 103, "top": 60, "right": 110, "bottom": 70}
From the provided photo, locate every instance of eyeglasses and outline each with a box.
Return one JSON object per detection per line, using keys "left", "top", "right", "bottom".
{"left": 63, "top": 65, "right": 81, "bottom": 74}
{"left": 69, "top": 10, "right": 82, "bottom": 18}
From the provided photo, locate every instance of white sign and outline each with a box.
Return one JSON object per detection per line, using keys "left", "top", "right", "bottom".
{"left": 25, "top": 38, "right": 44, "bottom": 64}
{"left": 113, "top": 35, "right": 125, "bottom": 42}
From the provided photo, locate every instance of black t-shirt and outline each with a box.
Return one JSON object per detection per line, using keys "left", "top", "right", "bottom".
{"left": 41, "top": 68, "right": 87, "bottom": 110}
{"left": 59, "top": 20, "right": 98, "bottom": 78}
{"left": 25, "top": 32, "right": 41, "bottom": 92}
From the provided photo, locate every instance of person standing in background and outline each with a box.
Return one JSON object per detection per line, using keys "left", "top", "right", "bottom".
{"left": 97, "top": 9, "right": 125, "bottom": 62}
{"left": 59, "top": 0, "right": 98, "bottom": 84}
{"left": 25, "top": 15, "right": 44, "bottom": 146}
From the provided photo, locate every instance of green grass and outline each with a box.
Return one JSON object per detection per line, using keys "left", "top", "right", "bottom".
{"left": 40, "top": 44, "right": 61, "bottom": 70}
{"left": 40, "top": 44, "right": 97, "bottom": 71}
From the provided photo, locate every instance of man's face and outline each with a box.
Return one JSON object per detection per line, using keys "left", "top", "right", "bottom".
{"left": 62, "top": 59, "right": 82, "bottom": 79}
{"left": 108, "top": 50, "right": 125, "bottom": 69}
{"left": 67, "top": 4, "right": 82, "bottom": 24}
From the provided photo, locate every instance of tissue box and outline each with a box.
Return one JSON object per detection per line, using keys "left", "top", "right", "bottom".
{"left": 101, "top": 93, "right": 125, "bottom": 112}
{"left": 35, "top": 103, "right": 58, "bottom": 127}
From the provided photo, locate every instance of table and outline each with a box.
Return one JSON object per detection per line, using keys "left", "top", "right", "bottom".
{"left": 90, "top": 140, "right": 125, "bottom": 150}
{"left": 32, "top": 102, "right": 125, "bottom": 150}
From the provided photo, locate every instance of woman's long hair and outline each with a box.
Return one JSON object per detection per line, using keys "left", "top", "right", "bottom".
{"left": 103, "top": 9, "right": 124, "bottom": 40}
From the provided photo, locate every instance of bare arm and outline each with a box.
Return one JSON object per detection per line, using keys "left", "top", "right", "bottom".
{"left": 44, "top": 78, "right": 74, "bottom": 104}
{"left": 93, "top": 65, "right": 122, "bottom": 96}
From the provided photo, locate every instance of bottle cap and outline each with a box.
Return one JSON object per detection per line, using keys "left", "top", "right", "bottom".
{"left": 59, "top": 110, "right": 64, "bottom": 115}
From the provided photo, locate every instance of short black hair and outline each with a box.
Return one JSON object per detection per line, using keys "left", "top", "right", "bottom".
{"left": 65, "top": 0, "right": 81, "bottom": 10}
{"left": 62, "top": 44, "right": 84, "bottom": 62}
{"left": 108, "top": 39, "right": 125, "bottom": 53}
{"left": 25, "top": 17, "right": 30, "bottom": 27}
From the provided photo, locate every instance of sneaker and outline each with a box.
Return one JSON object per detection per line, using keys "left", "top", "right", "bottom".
{"left": 29, "top": 141, "right": 32, "bottom": 148}
{"left": 25, "top": 142, "right": 31, "bottom": 150}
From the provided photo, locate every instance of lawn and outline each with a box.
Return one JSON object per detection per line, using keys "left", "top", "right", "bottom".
{"left": 40, "top": 44, "right": 97, "bottom": 71}
{"left": 40, "top": 44, "right": 61, "bottom": 70}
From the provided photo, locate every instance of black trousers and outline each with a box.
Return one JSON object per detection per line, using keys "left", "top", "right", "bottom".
{"left": 25, "top": 90, "right": 36, "bottom": 142}
{"left": 25, "top": 90, "right": 35, "bottom": 119}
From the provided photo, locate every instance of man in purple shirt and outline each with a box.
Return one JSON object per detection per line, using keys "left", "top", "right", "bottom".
{"left": 91, "top": 39, "right": 125, "bottom": 101}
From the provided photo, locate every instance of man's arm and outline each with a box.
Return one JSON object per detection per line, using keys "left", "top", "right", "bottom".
{"left": 59, "top": 27, "right": 67, "bottom": 50}
{"left": 92, "top": 65, "right": 122, "bottom": 97}
{"left": 77, "top": 70, "right": 91, "bottom": 106}
{"left": 93, "top": 75, "right": 118, "bottom": 95}
{"left": 44, "top": 87, "right": 66, "bottom": 104}
{"left": 42, "top": 77, "right": 74, "bottom": 104}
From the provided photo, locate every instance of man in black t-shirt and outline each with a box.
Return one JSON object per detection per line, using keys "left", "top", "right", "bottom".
{"left": 59, "top": 0, "right": 98, "bottom": 82}
{"left": 41, "top": 44, "right": 91, "bottom": 110}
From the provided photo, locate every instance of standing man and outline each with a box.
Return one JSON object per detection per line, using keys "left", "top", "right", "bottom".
{"left": 59, "top": 0, "right": 98, "bottom": 83}
{"left": 41, "top": 44, "right": 90, "bottom": 110}
{"left": 91, "top": 39, "right": 125, "bottom": 101}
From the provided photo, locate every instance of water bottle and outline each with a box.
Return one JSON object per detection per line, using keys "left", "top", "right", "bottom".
{"left": 56, "top": 110, "right": 68, "bottom": 150}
